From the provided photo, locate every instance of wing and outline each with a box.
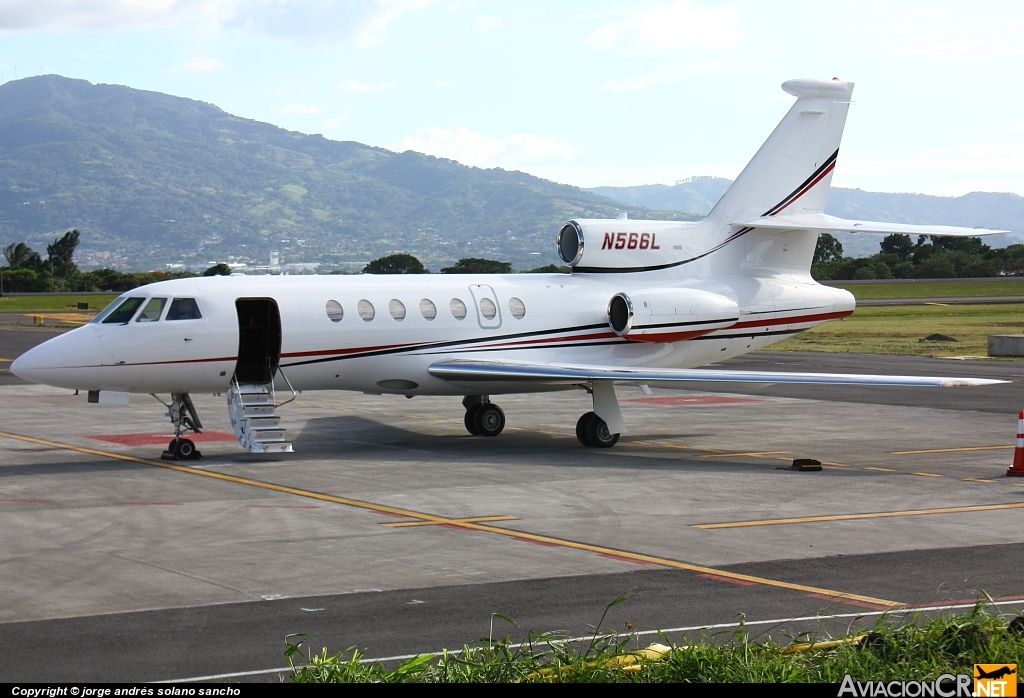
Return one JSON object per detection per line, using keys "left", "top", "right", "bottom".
{"left": 428, "top": 359, "right": 1008, "bottom": 388}
{"left": 735, "top": 213, "right": 1009, "bottom": 237}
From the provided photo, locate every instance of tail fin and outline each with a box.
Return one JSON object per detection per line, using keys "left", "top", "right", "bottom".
{"left": 707, "top": 79, "right": 854, "bottom": 225}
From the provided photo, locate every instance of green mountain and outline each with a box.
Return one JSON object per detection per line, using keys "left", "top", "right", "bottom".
{"left": 0, "top": 75, "right": 693, "bottom": 272}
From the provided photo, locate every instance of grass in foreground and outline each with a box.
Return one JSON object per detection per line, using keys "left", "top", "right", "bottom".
{"left": 0, "top": 293, "right": 116, "bottom": 313}
{"left": 285, "top": 607, "right": 1024, "bottom": 683}
{"left": 770, "top": 303, "right": 1024, "bottom": 357}
{"left": 826, "top": 280, "right": 1024, "bottom": 299}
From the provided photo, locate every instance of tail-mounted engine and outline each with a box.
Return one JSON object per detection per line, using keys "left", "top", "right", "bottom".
{"left": 607, "top": 288, "right": 738, "bottom": 343}
{"left": 557, "top": 219, "right": 705, "bottom": 272}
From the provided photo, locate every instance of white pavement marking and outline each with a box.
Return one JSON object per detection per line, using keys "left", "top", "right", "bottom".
{"left": 158, "top": 598, "right": 1024, "bottom": 683}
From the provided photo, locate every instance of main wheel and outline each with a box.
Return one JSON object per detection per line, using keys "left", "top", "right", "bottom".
{"left": 464, "top": 405, "right": 482, "bottom": 435}
{"left": 473, "top": 404, "right": 505, "bottom": 437}
{"left": 585, "top": 416, "right": 620, "bottom": 448}
{"left": 576, "top": 412, "right": 596, "bottom": 447}
{"left": 174, "top": 438, "right": 197, "bottom": 459}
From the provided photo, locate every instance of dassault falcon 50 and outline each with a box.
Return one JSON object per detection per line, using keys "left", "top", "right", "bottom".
{"left": 12, "top": 78, "right": 1009, "bottom": 459}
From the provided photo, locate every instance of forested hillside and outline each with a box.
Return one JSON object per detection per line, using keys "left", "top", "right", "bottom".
{"left": 0, "top": 75, "right": 691, "bottom": 272}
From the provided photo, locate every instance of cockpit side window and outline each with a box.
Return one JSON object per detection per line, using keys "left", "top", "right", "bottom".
{"left": 101, "top": 297, "right": 146, "bottom": 324}
{"left": 136, "top": 298, "right": 167, "bottom": 323}
{"left": 166, "top": 298, "right": 202, "bottom": 321}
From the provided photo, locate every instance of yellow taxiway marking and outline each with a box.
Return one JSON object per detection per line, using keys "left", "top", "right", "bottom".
{"left": 864, "top": 467, "right": 896, "bottom": 472}
{"left": 910, "top": 472, "right": 943, "bottom": 478}
{"left": 0, "top": 429, "right": 901, "bottom": 609}
{"left": 962, "top": 477, "right": 997, "bottom": 484}
{"left": 0, "top": 357, "right": 12, "bottom": 362}
{"left": 891, "top": 446, "right": 1013, "bottom": 455}
{"left": 694, "top": 502, "right": 1024, "bottom": 529}
{"left": 822, "top": 461, "right": 849, "bottom": 468}
{"left": 383, "top": 515, "right": 518, "bottom": 528}
{"left": 700, "top": 451, "right": 789, "bottom": 459}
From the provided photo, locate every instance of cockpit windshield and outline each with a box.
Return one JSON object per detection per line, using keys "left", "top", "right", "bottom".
{"left": 136, "top": 298, "right": 167, "bottom": 322}
{"left": 97, "top": 297, "right": 146, "bottom": 324}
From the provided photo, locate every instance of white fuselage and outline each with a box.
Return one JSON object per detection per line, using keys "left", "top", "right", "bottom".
{"left": 12, "top": 270, "right": 855, "bottom": 397}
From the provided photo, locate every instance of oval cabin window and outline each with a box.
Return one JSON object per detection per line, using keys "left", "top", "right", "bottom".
{"left": 509, "top": 297, "right": 526, "bottom": 319}
{"left": 357, "top": 299, "right": 375, "bottom": 321}
{"left": 325, "top": 300, "right": 344, "bottom": 322}
{"left": 479, "top": 297, "right": 497, "bottom": 320}
{"left": 420, "top": 298, "right": 437, "bottom": 320}
{"left": 389, "top": 299, "right": 406, "bottom": 321}
{"left": 450, "top": 298, "right": 467, "bottom": 320}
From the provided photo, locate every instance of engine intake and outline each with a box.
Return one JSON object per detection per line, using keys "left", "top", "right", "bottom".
{"left": 557, "top": 222, "right": 584, "bottom": 266}
{"left": 607, "top": 289, "right": 739, "bottom": 343}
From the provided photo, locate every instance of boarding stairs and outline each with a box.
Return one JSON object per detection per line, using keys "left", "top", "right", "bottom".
{"left": 227, "top": 376, "right": 295, "bottom": 454}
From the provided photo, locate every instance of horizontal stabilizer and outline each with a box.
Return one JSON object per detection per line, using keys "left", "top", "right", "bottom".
{"left": 735, "top": 213, "right": 1008, "bottom": 237}
{"left": 429, "top": 360, "right": 1007, "bottom": 388}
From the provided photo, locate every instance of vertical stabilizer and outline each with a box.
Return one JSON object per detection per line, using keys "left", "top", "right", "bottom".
{"left": 708, "top": 79, "right": 853, "bottom": 225}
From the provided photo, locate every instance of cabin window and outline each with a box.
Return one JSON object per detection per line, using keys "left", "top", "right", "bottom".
{"left": 102, "top": 297, "right": 145, "bottom": 324}
{"left": 166, "top": 298, "right": 202, "bottom": 321}
{"left": 136, "top": 298, "right": 167, "bottom": 323}
{"left": 419, "top": 299, "right": 437, "bottom": 320}
{"left": 325, "top": 300, "right": 344, "bottom": 322}
{"left": 450, "top": 298, "right": 467, "bottom": 320}
{"left": 358, "top": 299, "right": 375, "bottom": 321}
{"left": 509, "top": 297, "right": 526, "bottom": 319}
{"left": 479, "top": 297, "right": 497, "bottom": 320}
{"left": 389, "top": 299, "right": 407, "bottom": 321}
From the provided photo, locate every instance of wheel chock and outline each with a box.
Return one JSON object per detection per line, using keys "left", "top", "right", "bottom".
{"left": 783, "top": 458, "right": 822, "bottom": 472}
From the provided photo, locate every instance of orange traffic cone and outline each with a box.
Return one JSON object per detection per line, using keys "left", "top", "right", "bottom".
{"left": 1008, "top": 410, "right": 1024, "bottom": 476}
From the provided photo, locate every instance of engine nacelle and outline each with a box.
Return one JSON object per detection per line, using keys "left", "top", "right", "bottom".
{"left": 557, "top": 219, "right": 704, "bottom": 271}
{"left": 607, "top": 288, "right": 738, "bottom": 342}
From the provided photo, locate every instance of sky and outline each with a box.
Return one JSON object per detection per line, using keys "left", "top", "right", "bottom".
{"left": 1, "top": 0, "right": 1022, "bottom": 197}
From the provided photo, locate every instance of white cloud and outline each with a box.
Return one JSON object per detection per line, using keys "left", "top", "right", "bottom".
{"left": 585, "top": 1, "right": 742, "bottom": 54}
{"left": 335, "top": 79, "right": 395, "bottom": 92}
{"left": 601, "top": 78, "right": 648, "bottom": 92}
{"left": 390, "top": 126, "right": 576, "bottom": 169}
{"left": 475, "top": 14, "right": 502, "bottom": 35}
{"left": 273, "top": 102, "right": 326, "bottom": 115}
{"left": 351, "top": 0, "right": 439, "bottom": 47}
{"left": 0, "top": 0, "right": 238, "bottom": 31}
{"left": 323, "top": 109, "right": 353, "bottom": 131}
{"left": 169, "top": 57, "right": 229, "bottom": 73}
{"left": 432, "top": 79, "right": 453, "bottom": 88}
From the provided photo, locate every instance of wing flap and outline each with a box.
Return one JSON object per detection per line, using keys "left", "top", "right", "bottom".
{"left": 428, "top": 359, "right": 1007, "bottom": 388}
{"left": 735, "top": 213, "right": 1008, "bottom": 237}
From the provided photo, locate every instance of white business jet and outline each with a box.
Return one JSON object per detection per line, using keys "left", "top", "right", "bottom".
{"left": 11, "top": 78, "right": 1009, "bottom": 460}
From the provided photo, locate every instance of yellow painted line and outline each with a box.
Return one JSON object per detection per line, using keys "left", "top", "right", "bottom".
{"left": 924, "top": 302, "right": 950, "bottom": 307}
{"left": 0, "top": 357, "right": 12, "bottom": 361}
{"left": 662, "top": 444, "right": 688, "bottom": 450}
{"left": 891, "top": 446, "right": 1013, "bottom": 455}
{"left": 0, "top": 429, "right": 901, "bottom": 609}
{"left": 700, "top": 451, "right": 788, "bottom": 459}
{"left": 864, "top": 467, "right": 896, "bottom": 472}
{"left": 384, "top": 515, "right": 518, "bottom": 528}
{"left": 962, "top": 478, "right": 996, "bottom": 484}
{"left": 822, "top": 461, "right": 849, "bottom": 468}
{"left": 694, "top": 502, "right": 1024, "bottom": 529}
{"left": 910, "top": 472, "right": 942, "bottom": 478}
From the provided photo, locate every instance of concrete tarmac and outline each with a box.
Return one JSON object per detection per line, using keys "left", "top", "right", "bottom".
{"left": 1, "top": 331, "right": 1023, "bottom": 682}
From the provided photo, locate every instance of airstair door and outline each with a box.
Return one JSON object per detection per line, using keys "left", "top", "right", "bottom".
{"left": 234, "top": 298, "right": 281, "bottom": 385}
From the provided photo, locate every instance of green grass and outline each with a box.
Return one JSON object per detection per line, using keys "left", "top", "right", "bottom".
{"left": 284, "top": 606, "right": 1024, "bottom": 683}
{"left": 770, "top": 304, "right": 1024, "bottom": 357}
{"left": 827, "top": 279, "right": 1024, "bottom": 299}
{"left": 0, "top": 293, "right": 117, "bottom": 314}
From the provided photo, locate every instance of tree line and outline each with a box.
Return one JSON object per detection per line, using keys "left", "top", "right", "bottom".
{"left": 812, "top": 233, "right": 1024, "bottom": 280}
{"left": 0, "top": 238, "right": 561, "bottom": 294}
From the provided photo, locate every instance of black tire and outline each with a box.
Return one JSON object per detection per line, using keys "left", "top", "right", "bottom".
{"left": 464, "top": 405, "right": 481, "bottom": 435}
{"left": 168, "top": 438, "right": 178, "bottom": 453}
{"left": 174, "top": 438, "right": 196, "bottom": 459}
{"left": 585, "top": 416, "right": 620, "bottom": 448}
{"left": 576, "top": 412, "right": 596, "bottom": 447}
{"left": 474, "top": 404, "right": 505, "bottom": 437}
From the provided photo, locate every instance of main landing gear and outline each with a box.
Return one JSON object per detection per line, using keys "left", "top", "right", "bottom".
{"left": 154, "top": 392, "right": 204, "bottom": 460}
{"left": 462, "top": 395, "right": 506, "bottom": 437}
{"left": 575, "top": 411, "right": 620, "bottom": 448}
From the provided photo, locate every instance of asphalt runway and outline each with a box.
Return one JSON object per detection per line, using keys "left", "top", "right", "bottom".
{"left": 2, "top": 328, "right": 1023, "bottom": 682}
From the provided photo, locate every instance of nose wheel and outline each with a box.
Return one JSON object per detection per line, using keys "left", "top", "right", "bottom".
{"left": 157, "top": 392, "right": 204, "bottom": 460}
{"left": 576, "top": 411, "right": 620, "bottom": 448}
{"left": 463, "top": 396, "right": 505, "bottom": 437}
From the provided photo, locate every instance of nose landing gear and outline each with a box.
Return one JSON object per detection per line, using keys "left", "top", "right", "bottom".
{"left": 155, "top": 392, "right": 204, "bottom": 460}
{"left": 463, "top": 395, "right": 506, "bottom": 437}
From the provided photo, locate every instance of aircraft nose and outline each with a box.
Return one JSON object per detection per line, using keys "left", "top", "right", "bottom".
{"left": 10, "top": 327, "right": 102, "bottom": 388}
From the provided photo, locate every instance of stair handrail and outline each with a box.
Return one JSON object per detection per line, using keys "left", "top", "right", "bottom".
{"left": 274, "top": 366, "right": 298, "bottom": 407}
